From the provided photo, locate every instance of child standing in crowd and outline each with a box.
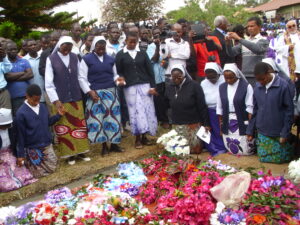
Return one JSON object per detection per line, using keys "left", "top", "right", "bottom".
{"left": 0, "top": 108, "right": 37, "bottom": 192}
{"left": 45, "top": 36, "right": 90, "bottom": 165}
{"left": 217, "top": 63, "right": 255, "bottom": 155}
{"left": 15, "top": 84, "right": 62, "bottom": 178}
{"left": 247, "top": 62, "right": 294, "bottom": 163}
{"left": 115, "top": 32, "right": 158, "bottom": 149}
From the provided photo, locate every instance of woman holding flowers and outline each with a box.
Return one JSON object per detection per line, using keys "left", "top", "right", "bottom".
{"left": 247, "top": 62, "right": 294, "bottom": 163}
{"left": 165, "top": 64, "right": 210, "bottom": 154}
{"left": 201, "top": 62, "right": 227, "bottom": 156}
{"left": 216, "top": 63, "right": 255, "bottom": 155}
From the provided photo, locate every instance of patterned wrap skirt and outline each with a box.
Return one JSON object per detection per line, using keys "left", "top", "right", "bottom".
{"left": 123, "top": 83, "right": 157, "bottom": 136}
{"left": 174, "top": 123, "right": 202, "bottom": 154}
{"left": 52, "top": 101, "right": 89, "bottom": 158}
{"left": 85, "top": 87, "right": 121, "bottom": 144}
{"left": 222, "top": 113, "right": 255, "bottom": 156}
{"left": 25, "top": 144, "right": 57, "bottom": 178}
{"left": 0, "top": 148, "right": 37, "bottom": 192}
{"left": 257, "top": 133, "right": 294, "bottom": 164}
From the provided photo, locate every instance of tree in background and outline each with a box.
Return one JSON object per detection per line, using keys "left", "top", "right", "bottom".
{"left": 0, "top": 0, "right": 83, "bottom": 35}
{"left": 102, "top": 0, "right": 163, "bottom": 23}
{"left": 167, "top": 0, "right": 256, "bottom": 28}
{"left": 0, "top": 0, "right": 98, "bottom": 43}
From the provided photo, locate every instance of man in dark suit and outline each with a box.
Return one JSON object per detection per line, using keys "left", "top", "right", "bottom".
{"left": 211, "top": 15, "right": 235, "bottom": 68}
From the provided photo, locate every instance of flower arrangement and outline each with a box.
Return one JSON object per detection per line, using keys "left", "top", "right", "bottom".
{"left": 288, "top": 158, "right": 300, "bottom": 184}
{"left": 157, "top": 129, "right": 190, "bottom": 156}
{"left": 1, "top": 156, "right": 300, "bottom": 225}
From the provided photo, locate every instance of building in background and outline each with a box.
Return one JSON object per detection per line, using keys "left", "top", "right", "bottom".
{"left": 250, "top": 0, "right": 300, "bottom": 20}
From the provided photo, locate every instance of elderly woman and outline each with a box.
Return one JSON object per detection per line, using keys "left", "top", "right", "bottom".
{"left": 45, "top": 36, "right": 90, "bottom": 165}
{"left": 201, "top": 62, "right": 226, "bottom": 156}
{"left": 79, "top": 36, "right": 125, "bottom": 156}
{"left": 165, "top": 64, "right": 210, "bottom": 154}
{"left": 216, "top": 63, "right": 255, "bottom": 155}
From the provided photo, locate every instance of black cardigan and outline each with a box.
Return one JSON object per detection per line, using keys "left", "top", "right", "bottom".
{"left": 115, "top": 50, "right": 156, "bottom": 88}
{"left": 165, "top": 78, "right": 210, "bottom": 126}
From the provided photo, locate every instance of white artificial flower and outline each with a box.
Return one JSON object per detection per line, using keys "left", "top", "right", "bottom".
{"left": 288, "top": 158, "right": 300, "bottom": 184}
{"left": 182, "top": 146, "right": 190, "bottom": 155}
{"left": 68, "top": 219, "right": 77, "bottom": 225}
{"left": 0, "top": 206, "right": 17, "bottom": 224}
{"left": 128, "top": 218, "right": 135, "bottom": 224}
{"left": 168, "top": 129, "right": 178, "bottom": 137}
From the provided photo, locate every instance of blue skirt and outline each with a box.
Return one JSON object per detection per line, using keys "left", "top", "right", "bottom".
{"left": 85, "top": 87, "right": 121, "bottom": 144}
{"left": 204, "top": 108, "right": 227, "bottom": 156}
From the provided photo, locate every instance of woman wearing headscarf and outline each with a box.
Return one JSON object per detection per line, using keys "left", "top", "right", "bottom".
{"left": 262, "top": 57, "right": 295, "bottom": 97}
{"left": 165, "top": 64, "right": 210, "bottom": 154}
{"left": 79, "top": 36, "right": 125, "bottom": 156}
{"left": 216, "top": 63, "right": 255, "bottom": 155}
{"left": 201, "top": 62, "right": 227, "bottom": 156}
{"left": 45, "top": 36, "right": 90, "bottom": 165}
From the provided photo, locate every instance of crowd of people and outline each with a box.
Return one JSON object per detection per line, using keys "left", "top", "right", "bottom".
{"left": 0, "top": 14, "right": 299, "bottom": 192}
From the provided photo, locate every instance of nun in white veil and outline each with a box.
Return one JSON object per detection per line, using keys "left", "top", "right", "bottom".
{"left": 78, "top": 36, "right": 125, "bottom": 156}
{"left": 45, "top": 36, "right": 90, "bottom": 165}
{"left": 201, "top": 62, "right": 226, "bottom": 156}
{"left": 165, "top": 64, "right": 210, "bottom": 154}
{"left": 216, "top": 63, "right": 255, "bottom": 156}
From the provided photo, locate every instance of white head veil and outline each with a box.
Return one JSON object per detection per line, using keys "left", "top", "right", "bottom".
{"left": 170, "top": 64, "right": 192, "bottom": 80}
{"left": 90, "top": 36, "right": 106, "bottom": 52}
{"left": 51, "top": 36, "right": 74, "bottom": 55}
{"left": 223, "top": 63, "right": 247, "bottom": 82}
{"left": 204, "top": 62, "right": 223, "bottom": 75}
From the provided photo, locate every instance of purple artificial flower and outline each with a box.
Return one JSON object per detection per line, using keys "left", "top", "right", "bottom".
{"left": 226, "top": 138, "right": 240, "bottom": 154}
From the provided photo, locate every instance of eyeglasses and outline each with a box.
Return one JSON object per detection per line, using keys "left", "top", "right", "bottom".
{"left": 288, "top": 24, "right": 296, "bottom": 29}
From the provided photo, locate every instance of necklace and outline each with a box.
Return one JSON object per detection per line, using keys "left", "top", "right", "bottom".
{"left": 174, "top": 78, "right": 186, "bottom": 99}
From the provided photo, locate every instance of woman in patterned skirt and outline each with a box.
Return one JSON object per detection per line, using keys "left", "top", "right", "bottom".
{"left": 247, "top": 62, "right": 294, "bottom": 163}
{"left": 115, "top": 32, "right": 158, "bottom": 149}
{"left": 216, "top": 63, "right": 255, "bottom": 156}
{"left": 79, "top": 36, "right": 125, "bottom": 155}
{"left": 165, "top": 64, "right": 210, "bottom": 154}
{"left": 45, "top": 36, "right": 90, "bottom": 165}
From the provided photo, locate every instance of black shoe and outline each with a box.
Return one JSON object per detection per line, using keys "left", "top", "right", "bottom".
{"left": 110, "top": 144, "right": 125, "bottom": 152}
{"left": 101, "top": 144, "right": 109, "bottom": 156}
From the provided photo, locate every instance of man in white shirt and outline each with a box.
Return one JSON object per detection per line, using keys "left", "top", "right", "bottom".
{"left": 160, "top": 23, "right": 190, "bottom": 77}
{"left": 274, "top": 19, "right": 300, "bottom": 81}
{"left": 71, "top": 23, "right": 83, "bottom": 55}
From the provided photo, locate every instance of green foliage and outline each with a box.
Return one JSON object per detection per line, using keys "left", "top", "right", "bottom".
{"left": 0, "top": 21, "right": 21, "bottom": 39}
{"left": 81, "top": 19, "right": 98, "bottom": 29}
{"left": 102, "top": 0, "right": 163, "bottom": 23}
{"left": 0, "top": 0, "right": 82, "bottom": 38}
{"left": 167, "top": 0, "right": 256, "bottom": 28}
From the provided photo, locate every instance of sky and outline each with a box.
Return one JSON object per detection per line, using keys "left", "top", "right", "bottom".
{"left": 53, "top": 0, "right": 187, "bottom": 24}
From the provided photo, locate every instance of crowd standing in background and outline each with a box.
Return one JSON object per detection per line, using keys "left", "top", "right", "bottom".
{"left": 0, "top": 14, "right": 299, "bottom": 192}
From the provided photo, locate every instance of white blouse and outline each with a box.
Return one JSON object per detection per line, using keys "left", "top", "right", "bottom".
{"left": 201, "top": 76, "right": 225, "bottom": 109}
{"left": 216, "top": 79, "right": 254, "bottom": 115}
{"left": 78, "top": 53, "right": 119, "bottom": 94}
{"left": 45, "top": 52, "right": 80, "bottom": 103}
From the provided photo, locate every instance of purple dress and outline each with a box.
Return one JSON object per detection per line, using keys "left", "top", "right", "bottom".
{"left": 0, "top": 148, "right": 37, "bottom": 192}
